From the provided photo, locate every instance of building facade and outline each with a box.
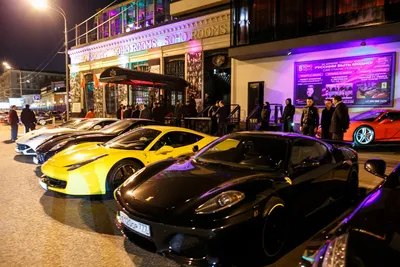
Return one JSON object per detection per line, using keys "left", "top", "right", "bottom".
{"left": 0, "top": 69, "right": 65, "bottom": 102}
{"left": 69, "top": 0, "right": 231, "bottom": 117}
{"left": 229, "top": 0, "right": 400, "bottom": 121}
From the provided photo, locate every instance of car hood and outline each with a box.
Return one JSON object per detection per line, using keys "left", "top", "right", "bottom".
{"left": 45, "top": 143, "right": 115, "bottom": 167}
{"left": 17, "top": 128, "right": 76, "bottom": 143}
{"left": 121, "top": 160, "right": 281, "bottom": 213}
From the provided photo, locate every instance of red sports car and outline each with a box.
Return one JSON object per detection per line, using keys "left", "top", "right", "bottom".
{"left": 345, "top": 110, "right": 400, "bottom": 145}
{"left": 316, "top": 110, "right": 400, "bottom": 145}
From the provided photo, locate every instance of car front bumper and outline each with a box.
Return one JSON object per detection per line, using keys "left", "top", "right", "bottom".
{"left": 115, "top": 204, "right": 259, "bottom": 265}
{"left": 15, "top": 143, "right": 36, "bottom": 155}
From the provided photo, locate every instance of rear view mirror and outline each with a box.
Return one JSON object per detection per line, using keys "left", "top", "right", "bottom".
{"left": 93, "top": 125, "right": 102, "bottom": 130}
{"left": 364, "top": 159, "right": 386, "bottom": 178}
{"left": 155, "top": 145, "right": 174, "bottom": 155}
{"left": 192, "top": 145, "right": 199, "bottom": 153}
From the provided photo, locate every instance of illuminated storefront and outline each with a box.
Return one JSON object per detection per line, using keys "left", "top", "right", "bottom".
{"left": 69, "top": 0, "right": 231, "bottom": 117}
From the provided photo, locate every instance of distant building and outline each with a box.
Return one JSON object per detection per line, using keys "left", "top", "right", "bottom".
{"left": 0, "top": 69, "right": 65, "bottom": 102}
{"left": 38, "top": 81, "right": 67, "bottom": 111}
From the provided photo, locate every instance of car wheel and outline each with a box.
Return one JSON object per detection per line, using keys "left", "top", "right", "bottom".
{"left": 39, "top": 120, "right": 46, "bottom": 126}
{"left": 353, "top": 126, "right": 374, "bottom": 145}
{"left": 106, "top": 159, "right": 141, "bottom": 194}
{"left": 261, "top": 198, "right": 287, "bottom": 260}
{"left": 345, "top": 167, "right": 359, "bottom": 203}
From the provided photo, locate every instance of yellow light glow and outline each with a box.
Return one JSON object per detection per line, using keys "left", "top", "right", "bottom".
{"left": 30, "top": 0, "right": 47, "bottom": 9}
{"left": 2, "top": 62, "right": 9, "bottom": 66}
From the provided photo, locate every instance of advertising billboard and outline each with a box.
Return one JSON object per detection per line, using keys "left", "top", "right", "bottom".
{"left": 294, "top": 52, "right": 396, "bottom": 107}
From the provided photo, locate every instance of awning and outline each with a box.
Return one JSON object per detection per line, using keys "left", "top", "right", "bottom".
{"left": 99, "top": 67, "right": 188, "bottom": 90}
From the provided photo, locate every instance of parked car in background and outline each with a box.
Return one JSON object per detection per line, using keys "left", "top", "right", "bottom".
{"left": 35, "top": 119, "right": 162, "bottom": 164}
{"left": 300, "top": 158, "right": 400, "bottom": 267}
{"left": 39, "top": 126, "right": 216, "bottom": 196}
{"left": 344, "top": 110, "right": 400, "bottom": 145}
{"left": 16, "top": 118, "right": 117, "bottom": 156}
{"left": 114, "top": 132, "right": 359, "bottom": 265}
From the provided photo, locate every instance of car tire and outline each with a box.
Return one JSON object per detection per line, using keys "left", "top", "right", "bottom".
{"left": 353, "top": 126, "right": 375, "bottom": 145}
{"left": 257, "top": 197, "right": 287, "bottom": 263}
{"left": 39, "top": 120, "right": 46, "bottom": 126}
{"left": 345, "top": 167, "right": 359, "bottom": 203}
{"left": 106, "top": 159, "right": 142, "bottom": 195}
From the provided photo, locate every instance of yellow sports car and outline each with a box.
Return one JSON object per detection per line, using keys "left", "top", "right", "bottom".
{"left": 39, "top": 126, "right": 216, "bottom": 196}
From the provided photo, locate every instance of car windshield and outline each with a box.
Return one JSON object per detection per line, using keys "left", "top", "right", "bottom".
{"left": 72, "top": 120, "right": 103, "bottom": 130}
{"left": 352, "top": 111, "right": 383, "bottom": 122}
{"left": 103, "top": 128, "right": 161, "bottom": 150}
{"left": 59, "top": 119, "right": 84, "bottom": 128}
{"left": 101, "top": 120, "right": 133, "bottom": 134}
{"left": 194, "top": 135, "right": 287, "bottom": 171}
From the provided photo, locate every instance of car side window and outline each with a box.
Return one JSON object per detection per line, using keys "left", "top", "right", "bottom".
{"left": 150, "top": 131, "right": 204, "bottom": 151}
{"left": 388, "top": 112, "right": 400, "bottom": 121}
{"left": 291, "top": 140, "right": 329, "bottom": 166}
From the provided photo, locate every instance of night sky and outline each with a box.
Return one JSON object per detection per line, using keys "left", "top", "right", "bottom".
{"left": 0, "top": 0, "right": 116, "bottom": 73}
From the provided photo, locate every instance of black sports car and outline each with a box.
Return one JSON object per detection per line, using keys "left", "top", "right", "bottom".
{"left": 114, "top": 132, "right": 359, "bottom": 265}
{"left": 300, "top": 159, "right": 400, "bottom": 267}
{"left": 35, "top": 119, "right": 162, "bottom": 164}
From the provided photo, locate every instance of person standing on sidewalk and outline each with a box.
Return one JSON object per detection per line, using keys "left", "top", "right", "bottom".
{"left": 85, "top": 108, "right": 95, "bottom": 118}
{"left": 20, "top": 104, "right": 37, "bottom": 133}
{"left": 282, "top": 98, "right": 295, "bottom": 132}
{"left": 9, "top": 105, "right": 19, "bottom": 142}
{"left": 330, "top": 95, "right": 350, "bottom": 140}
{"left": 321, "top": 99, "right": 335, "bottom": 139}
{"left": 300, "top": 97, "right": 319, "bottom": 137}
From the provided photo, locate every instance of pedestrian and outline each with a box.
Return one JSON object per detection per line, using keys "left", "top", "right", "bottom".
{"left": 117, "top": 104, "right": 125, "bottom": 119}
{"left": 208, "top": 101, "right": 219, "bottom": 136}
{"left": 132, "top": 104, "right": 140, "bottom": 118}
{"left": 216, "top": 100, "right": 230, "bottom": 136}
{"left": 174, "top": 101, "right": 183, "bottom": 127}
{"left": 260, "top": 102, "right": 271, "bottom": 131}
{"left": 152, "top": 102, "right": 165, "bottom": 124}
{"left": 300, "top": 97, "right": 319, "bottom": 137}
{"left": 124, "top": 105, "right": 133, "bottom": 118}
{"left": 8, "top": 105, "right": 19, "bottom": 142}
{"left": 20, "top": 104, "right": 37, "bottom": 133}
{"left": 282, "top": 98, "right": 295, "bottom": 132}
{"left": 85, "top": 108, "right": 95, "bottom": 118}
{"left": 139, "top": 104, "right": 152, "bottom": 119}
{"left": 188, "top": 95, "right": 197, "bottom": 117}
{"left": 330, "top": 95, "right": 350, "bottom": 140}
{"left": 204, "top": 93, "right": 211, "bottom": 108}
{"left": 321, "top": 99, "right": 335, "bottom": 139}
{"left": 80, "top": 109, "right": 85, "bottom": 118}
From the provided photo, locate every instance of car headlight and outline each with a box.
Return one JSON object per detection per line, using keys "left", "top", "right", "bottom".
{"left": 122, "top": 167, "right": 146, "bottom": 187}
{"left": 49, "top": 140, "right": 68, "bottom": 152}
{"left": 195, "top": 190, "right": 245, "bottom": 214}
{"left": 64, "top": 154, "right": 108, "bottom": 171}
{"left": 322, "top": 233, "right": 349, "bottom": 267}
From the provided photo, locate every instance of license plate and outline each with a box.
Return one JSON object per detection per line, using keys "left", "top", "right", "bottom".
{"left": 120, "top": 212, "right": 151, "bottom": 237}
{"left": 38, "top": 178, "right": 48, "bottom": 191}
{"left": 33, "top": 156, "right": 39, "bottom": 165}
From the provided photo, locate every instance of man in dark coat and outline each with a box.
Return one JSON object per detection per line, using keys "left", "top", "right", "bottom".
{"left": 117, "top": 104, "right": 125, "bottom": 119}
{"left": 330, "top": 95, "right": 350, "bottom": 140}
{"left": 321, "top": 99, "right": 335, "bottom": 139}
{"left": 9, "top": 105, "right": 19, "bottom": 141}
{"left": 260, "top": 102, "right": 271, "bottom": 131}
{"left": 20, "top": 104, "right": 37, "bottom": 133}
{"left": 174, "top": 101, "right": 183, "bottom": 127}
{"left": 208, "top": 101, "right": 219, "bottom": 136}
{"left": 282, "top": 98, "right": 295, "bottom": 132}
{"left": 300, "top": 97, "right": 319, "bottom": 137}
{"left": 124, "top": 105, "right": 133, "bottom": 118}
{"left": 139, "top": 104, "right": 152, "bottom": 119}
{"left": 216, "top": 100, "right": 230, "bottom": 136}
{"left": 132, "top": 105, "right": 140, "bottom": 118}
{"left": 152, "top": 102, "right": 165, "bottom": 124}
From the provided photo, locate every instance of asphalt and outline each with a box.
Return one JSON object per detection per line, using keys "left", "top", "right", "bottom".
{"left": 0, "top": 124, "right": 398, "bottom": 267}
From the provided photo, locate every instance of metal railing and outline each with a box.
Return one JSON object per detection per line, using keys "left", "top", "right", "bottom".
{"left": 245, "top": 105, "right": 261, "bottom": 131}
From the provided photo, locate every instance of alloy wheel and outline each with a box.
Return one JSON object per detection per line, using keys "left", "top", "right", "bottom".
{"left": 354, "top": 127, "right": 374, "bottom": 145}
{"left": 262, "top": 205, "right": 286, "bottom": 257}
{"left": 111, "top": 164, "right": 136, "bottom": 190}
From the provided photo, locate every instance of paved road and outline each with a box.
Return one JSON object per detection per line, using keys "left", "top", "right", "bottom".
{"left": 0, "top": 124, "right": 398, "bottom": 267}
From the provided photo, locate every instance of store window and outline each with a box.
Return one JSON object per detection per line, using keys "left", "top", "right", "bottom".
{"left": 106, "top": 84, "right": 118, "bottom": 114}
{"left": 103, "top": 11, "right": 110, "bottom": 38}
{"left": 110, "top": 7, "right": 122, "bottom": 36}
{"left": 125, "top": 3, "right": 137, "bottom": 31}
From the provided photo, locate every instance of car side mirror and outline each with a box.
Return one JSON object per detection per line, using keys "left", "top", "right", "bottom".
{"left": 93, "top": 125, "right": 102, "bottom": 130}
{"left": 332, "top": 148, "right": 345, "bottom": 163}
{"left": 364, "top": 159, "right": 386, "bottom": 178}
{"left": 192, "top": 145, "right": 199, "bottom": 153}
{"left": 155, "top": 145, "right": 174, "bottom": 155}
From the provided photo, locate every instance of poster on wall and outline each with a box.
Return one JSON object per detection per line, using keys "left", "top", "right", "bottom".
{"left": 294, "top": 52, "right": 396, "bottom": 107}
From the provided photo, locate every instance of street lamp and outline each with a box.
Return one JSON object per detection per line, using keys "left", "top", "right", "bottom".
{"left": 3, "top": 62, "right": 23, "bottom": 98}
{"left": 30, "top": 0, "right": 70, "bottom": 120}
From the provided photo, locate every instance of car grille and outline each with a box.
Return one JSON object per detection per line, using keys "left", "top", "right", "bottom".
{"left": 41, "top": 176, "right": 67, "bottom": 189}
{"left": 17, "top": 144, "right": 29, "bottom": 150}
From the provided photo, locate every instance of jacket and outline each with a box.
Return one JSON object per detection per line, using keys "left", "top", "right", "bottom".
{"left": 20, "top": 108, "right": 37, "bottom": 124}
{"left": 321, "top": 107, "right": 335, "bottom": 130}
{"left": 85, "top": 111, "right": 95, "bottom": 118}
{"left": 139, "top": 108, "right": 152, "bottom": 119}
{"left": 152, "top": 106, "right": 165, "bottom": 123}
{"left": 9, "top": 110, "right": 19, "bottom": 125}
{"left": 330, "top": 102, "right": 350, "bottom": 134}
{"left": 216, "top": 105, "right": 230, "bottom": 123}
{"left": 282, "top": 102, "right": 295, "bottom": 122}
{"left": 301, "top": 105, "right": 319, "bottom": 127}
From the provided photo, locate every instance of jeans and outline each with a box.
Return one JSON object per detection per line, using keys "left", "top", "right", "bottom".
{"left": 11, "top": 124, "right": 18, "bottom": 141}
{"left": 321, "top": 129, "right": 332, "bottom": 139}
{"left": 175, "top": 119, "right": 181, "bottom": 127}
{"left": 24, "top": 123, "right": 35, "bottom": 133}
{"left": 218, "top": 123, "right": 228, "bottom": 136}
{"left": 283, "top": 120, "right": 293, "bottom": 132}
{"left": 302, "top": 124, "right": 315, "bottom": 137}
{"left": 332, "top": 132, "right": 344, "bottom": 140}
